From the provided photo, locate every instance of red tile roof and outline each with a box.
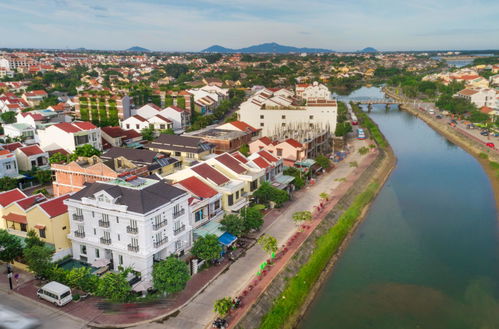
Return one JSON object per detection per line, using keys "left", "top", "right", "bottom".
{"left": 258, "top": 150, "right": 278, "bottom": 163}
{"left": 0, "top": 189, "right": 27, "bottom": 207}
{"left": 458, "top": 89, "right": 479, "bottom": 96}
{"left": 192, "top": 163, "right": 230, "bottom": 186}
{"left": 481, "top": 106, "right": 494, "bottom": 114}
{"left": 53, "top": 122, "right": 81, "bottom": 133}
{"left": 38, "top": 194, "right": 70, "bottom": 218}
{"left": 177, "top": 176, "right": 218, "bottom": 199}
{"left": 123, "top": 129, "right": 141, "bottom": 140}
{"left": 17, "top": 193, "right": 46, "bottom": 210}
{"left": 0, "top": 149, "right": 11, "bottom": 156}
{"left": 73, "top": 121, "right": 97, "bottom": 130}
{"left": 48, "top": 148, "right": 69, "bottom": 156}
{"left": 3, "top": 213, "right": 27, "bottom": 224}
{"left": 231, "top": 152, "right": 248, "bottom": 164}
{"left": 168, "top": 105, "right": 184, "bottom": 113}
{"left": 252, "top": 156, "right": 271, "bottom": 169}
{"left": 19, "top": 145, "right": 45, "bottom": 156}
{"left": 155, "top": 114, "right": 172, "bottom": 123}
{"left": 2, "top": 142, "right": 23, "bottom": 152}
{"left": 227, "top": 121, "right": 259, "bottom": 133}
{"left": 215, "top": 153, "right": 247, "bottom": 174}
{"left": 258, "top": 137, "right": 273, "bottom": 145}
{"left": 102, "top": 126, "right": 126, "bottom": 138}
{"left": 133, "top": 114, "right": 148, "bottom": 122}
{"left": 284, "top": 138, "right": 303, "bottom": 148}
{"left": 22, "top": 112, "right": 43, "bottom": 120}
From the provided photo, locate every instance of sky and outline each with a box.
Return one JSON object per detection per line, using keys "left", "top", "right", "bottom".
{"left": 0, "top": 0, "right": 498, "bottom": 52}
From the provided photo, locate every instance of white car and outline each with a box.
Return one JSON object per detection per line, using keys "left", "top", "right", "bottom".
{"left": 0, "top": 305, "right": 40, "bottom": 329}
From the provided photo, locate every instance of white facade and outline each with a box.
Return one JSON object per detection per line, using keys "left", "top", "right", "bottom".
{"left": 158, "top": 107, "right": 190, "bottom": 131}
{"left": 238, "top": 86, "right": 337, "bottom": 138}
{"left": 65, "top": 178, "right": 192, "bottom": 283}
{"left": 299, "top": 82, "right": 331, "bottom": 100}
{"left": 455, "top": 88, "right": 498, "bottom": 109}
{"left": 0, "top": 150, "right": 20, "bottom": 178}
{"left": 38, "top": 122, "right": 102, "bottom": 152}
{"left": 3, "top": 123, "right": 38, "bottom": 145}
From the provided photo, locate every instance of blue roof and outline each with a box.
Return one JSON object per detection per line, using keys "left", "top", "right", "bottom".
{"left": 218, "top": 232, "right": 237, "bottom": 246}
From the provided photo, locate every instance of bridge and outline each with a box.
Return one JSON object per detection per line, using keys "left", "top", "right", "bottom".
{"left": 336, "top": 96, "right": 411, "bottom": 105}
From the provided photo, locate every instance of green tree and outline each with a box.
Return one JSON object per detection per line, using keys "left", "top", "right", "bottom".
{"left": 239, "top": 144, "right": 250, "bottom": 156}
{"left": 315, "top": 154, "right": 331, "bottom": 169}
{"left": 33, "top": 188, "right": 49, "bottom": 196}
{"left": 292, "top": 211, "right": 313, "bottom": 224}
{"left": 160, "top": 128, "right": 175, "bottom": 135}
{"left": 191, "top": 234, "right": 222, "bottom": 262}
{"left": 24, "top": 245, "right": 54, "bottom": 278}
{"left": 214, "top": 297, "right": 233, "bottom": 317}
{"left": 253, "top": 182, "right": 289, "bottom": 207}
{"left": 74, "top": 144, "right": 101, "bottom": 157}
{"left": 0, "top": 176, "right": 18, "bottom": 191}
{"left": 152, "top": 257, "right": 190, "bottom": 294}
{"left": 34, "top": 170, "right": 52, "bottom": 184}
{"left": 96, "top": 271, "right": 131, "bottom": 302}
{"left": 66, "top": 267, "right": 98, "bottom": 292}
{"left": 0, "top": 111, "right": 17, "bottom": 124}
{"left": 141, "top": 127, "right": 155, "bottom": 141}
{"left": 49, "top": 152, "right": 69, "bottom": 164}
{"left": 0, "top": 229, "right": 23, "bottom": 262}
{"left": 25, "top": 229, "right": 45, "bottom": 249}
{"left": 283, "top": 167, "right": 305, "bottom": 190}
{"left": 257, "top": 234, "right": 278, "bottom": 255}
{"left": 220, "top": 214, "right": 245, "bottom": 237}
{"left": 241, "top": 206, "right": 264, "bottom": 232}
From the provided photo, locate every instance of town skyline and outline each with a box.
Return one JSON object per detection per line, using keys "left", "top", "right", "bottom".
{"left": 1, "top": 0, "right": 498, "bottom": 52}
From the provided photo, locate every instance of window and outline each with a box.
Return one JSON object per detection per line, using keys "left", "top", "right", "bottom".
{"left": 195, "top": 210, "right": 204, "bottom": 222}
{"left": 236, "top": 191, "right": 240, "bottom": 199}
{"left": 174, "top": 221, "right": 181, "bottom": 231}
{"left": 309, "top": 115, "right": 314, "bottom": 119}
{"left": 93, "top": 228, "right": 96, "bottom": 235}
{"left": 136, "top": 124, "right": 140, "bottom": 129}
{"left": 175, "top": 240, "right": 182, "bottom": 251}
{"left": 119, "top": 255, "right": 123, "bottom": 265}
{"left": 281, "top": 123, "right": 286, "bottom": 127}
{"left": 277, "top": 148, "right": 283, "bottom": 156}
{"left": 20, "top": 223, "right": 27, "bottom": 232}
{"left": 80, "top": 245, "right": 87, "bottom": 255}
{"left": 103, "top": 213, "right": 109, "bottom": 221}
{"left": 160, "top": 124, "right": 165, "bottom": 129}
{"left": 175, "top": 151, "right": 181, "bottom": 156}
{"left": 39, "top": 228, "right": 46, "bottom": 238}
{"left": 5, "top": 163, "right": 11, "bottom": 170}
{"left": 260, "top": 115, "right": 264, "bottom": 119}
{"left": 260, "top": 122, "right": 264, "bottom": 127}
{"left": 95, "top": 249, "right": 100, "bottom": 258}
{"left": 282, "top": 115, "right": 286, "bottom": 119}
{"left": 126, "top": 124, "right": 130, "bottom": 129}
{"left": 228, "top": 194, "right": 234, "bottom": 206}
{"left": 62, "top": 226, "right": 66, "bottom": 230}
{"left": 214, "top": 200, "right": 220, "bottom": 210}
{"left": 76, "top": 208, "right": 82, "bottom": 216}
{"left": 92, "top": 211, "right": 95, "bottom": 217}
{"left": 117, "top": 234, "right": 120, "bottom": 241}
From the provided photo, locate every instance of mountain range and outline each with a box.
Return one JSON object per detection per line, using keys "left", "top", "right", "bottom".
{"left": 125, "top": 46, "right": 150, "bottom": 52}
{"left": 201, "top": 42, "right": 334, "bottom": 54}
{"left": 358, "top": 47, "right": 378, "bottom": 53}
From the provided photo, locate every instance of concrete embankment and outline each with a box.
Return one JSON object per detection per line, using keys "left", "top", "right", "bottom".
{"left": 235, "top": 143, "right": 396, "bottom": 329}
{"left": 384, "top": 88, "right": 499, "bottom": 210}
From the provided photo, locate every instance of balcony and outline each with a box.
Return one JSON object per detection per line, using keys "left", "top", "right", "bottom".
{"left": 98, "top": 220, "right": 110, "bottom": 228}
{"left": 154, "top": 237, "right": 168, "bottom": 248}
{"left": 126, "top": 226, "right": 138, "bottom": 234}
{"left": 100, "top": 237, "right": 112, "bottom": 245}
{"left": 127, "top": 244, "right": 139, "bottom": 252}
{"left": 173, "top": 208, "right": 186, "bottom": 219}
{"left": 74, "top": 231, "right": 85, "bottom": 238}
{"left": 73, "top": 214, "right": 84, "bottom": 222}
{"left": 152, "top": 221, "right": 167, "bottom": 231}
{"left": 173, "top": 225, "right": 186, "bottom": 236}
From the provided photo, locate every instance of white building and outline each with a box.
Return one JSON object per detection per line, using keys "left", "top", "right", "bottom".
{"left": 238, "top": 84, "right": 338, "bottom": 138}
{"left": 0, "top": 148, "right": 20, "bottom": 178}
{"left": 65, "top": 176, "right": 192, "bottom": 284}
{"left": 121, "top": 103, "right": 182, "bottom": 133}
{"left": 38, "top": 122, "right": 102, "bottom": 152}
{"left": 454, "top": 88, "right": 498, "bottom": 109}
{"left": 3, "top": 123, "right": 38, "bottom": 145}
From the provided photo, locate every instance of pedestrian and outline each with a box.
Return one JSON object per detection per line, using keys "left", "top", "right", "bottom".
{"left": 14, "top": 273, "right": 19, "bottom": 286}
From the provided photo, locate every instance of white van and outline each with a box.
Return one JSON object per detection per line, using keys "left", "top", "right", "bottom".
{"left": 37, "top": 281, "right": 72, "bottom": 306}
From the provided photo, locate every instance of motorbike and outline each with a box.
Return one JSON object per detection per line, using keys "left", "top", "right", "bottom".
{"left": 212, "top": 317, "right": 228, "bottom": 329}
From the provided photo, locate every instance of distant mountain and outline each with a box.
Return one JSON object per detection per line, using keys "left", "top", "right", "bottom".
{"left": 126, "top": 46, "right": 150, "bottom": 52}
{"left": 201, "top": 42, "right": 333, "bottom": 54}
{"left": 358, "top": 47, "right": 378, "bottom": 53}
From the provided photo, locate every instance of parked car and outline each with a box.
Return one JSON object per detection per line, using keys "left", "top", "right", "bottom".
{"left": 480, "top": 131, "right": 489, "bottom": 136}
{"left": 0, "top": 305, "right": 40, "bottom": 329}
{"left": 486, "top": 143, "right": 495, "bottom": 148}
{"left": 436, "top": 115, "right": 442, "bottom": 119}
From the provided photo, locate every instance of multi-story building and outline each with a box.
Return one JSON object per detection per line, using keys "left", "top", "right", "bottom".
{"left": 65, "top": 177, "right": 192, "bottom": 283}
{"left": 38, "top": 122, "right": 102, "bottom": 152}
{"left": 0, "top": 148, "right": 21, "bottom": 178}
{"left": 1, "top": 193, "right": 72, "bottom": 260}
{"left": 14, "top": 145, "right": 50, "bottom": 171}
{"left": 145, "top": 134, "right": 215, "bottom": 165}
{"left": 454, "top": 88, "right": 498, "bottom": 109}
{"left": 3, "top": 123, "right": 38, "bottom": 145}
{"left": 0, "top": 189, "right": 27, "bottom": 229}
{"left": 22, "top": 90, "right": 48, "bottom": 107}
{"left": 74, "top": 92, "right": 131, "bottom": 121}
{"left": 101, "top": 126, "right": 142, "bottom": 149}
{"left": 121, "top": 104, "right": 186, "bottom": 133}
{"left": 184, "top": 128, "right": 252, "bottom": 154}
{"left": 238, "top": 83, "right": 337, "bottom": 138}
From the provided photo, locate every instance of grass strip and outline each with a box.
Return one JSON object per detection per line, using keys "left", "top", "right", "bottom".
{"left": 258, "top": 182, "right": 380, "bottom": 329}
{"left": 351, "top": 103, "right": 389, "bottom": 148}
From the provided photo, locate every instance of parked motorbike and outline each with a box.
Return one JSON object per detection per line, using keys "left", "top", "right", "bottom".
{"left": 212, "top": 317, "right": 228, "bottom": 329}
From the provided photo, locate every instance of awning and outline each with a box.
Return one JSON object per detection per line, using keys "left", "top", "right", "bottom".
{"left": 3, "top": 213, "right": 27, "bottom": 224}
{"left": 271, "top": 174, "right": 295, "bottom": 189}
{"left": 132, "top": 280, "right": 152, "bottom": 292}
{"left": 194, "top": 221, "right": 225, "bottom": 239}
{"left": 91, "top": 258, "right": 111, "bottom": 268}
{"left": 34, "top": 224, "right": 46, "bottom": 229}
{"left": 218, "top": 232, "right": 237, "bottom": 246}
{"left": 295, "top": 159, "right": 316, "bottom": 168}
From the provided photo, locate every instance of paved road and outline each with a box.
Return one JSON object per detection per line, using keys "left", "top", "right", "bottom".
{"left": 137, "top": 139, "right": 371, "bottom": 329}
{"left": 0, "top": 290, "right": 87, "bottom": 329}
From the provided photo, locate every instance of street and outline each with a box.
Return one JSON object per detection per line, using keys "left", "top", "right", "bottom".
{"left": 0, "top": 290, "right": 87, "bottom": 329}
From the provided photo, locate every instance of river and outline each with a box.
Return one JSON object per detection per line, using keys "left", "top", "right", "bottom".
{"left": 299, "top": 87, "right": 499, "bottom": 329}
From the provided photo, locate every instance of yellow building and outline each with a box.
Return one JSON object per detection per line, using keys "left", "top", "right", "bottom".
{"left": 2, "top": 193, "right": 72, "bottom": 260}
{"left": 0, "top": 189, "right": 28, "bottom": 229}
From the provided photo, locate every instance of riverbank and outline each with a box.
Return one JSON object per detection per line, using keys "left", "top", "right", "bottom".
{"left": 384, "top": 87, "right": 499, "bottom": 210}
{"left": 234, "top": 130, "right": 396, "bottom": 329}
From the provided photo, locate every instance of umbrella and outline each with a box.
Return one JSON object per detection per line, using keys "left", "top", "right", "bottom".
{"left": 91, "top": 258, "right": 110, "bottom": 268}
